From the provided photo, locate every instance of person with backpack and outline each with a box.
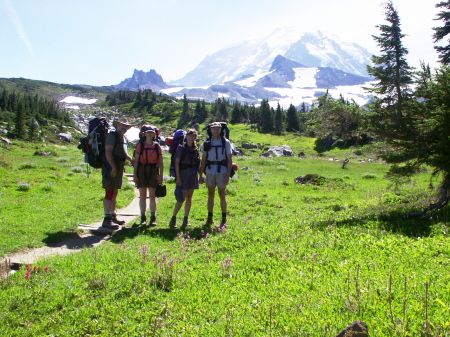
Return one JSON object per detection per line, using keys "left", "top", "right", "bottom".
{"left": 102, "top": 118, "right": 135, "bottom": 229}
{"left": 199, "top": 122, "right": 233, "bottom": 227}
{"left": 169, "top": 129, "right": 201, "bottom": 229}
{"left": 133, "top": 125, "right": 163, "bottom": 227}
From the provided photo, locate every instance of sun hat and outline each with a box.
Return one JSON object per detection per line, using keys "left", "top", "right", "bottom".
{"left": 174, "top": 186, "right": 184, "bottom": 202}
{"left": 209, "top": 122, "right": 222, "bottom": 128}
{"left": 140, "top": 125, "right": 156, "bottom": 133}
{"left": 113, "top": 118, "right": 134, "bottom": 128}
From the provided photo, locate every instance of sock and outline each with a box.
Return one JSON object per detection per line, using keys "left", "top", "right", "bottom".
{"left": 222, "top": 212, "right": 227, "bottom": 219}
{"left": 208, "top": 212, "right": 213, "bottom": 219}
{"left": 141, "top": 212, "right": 146, "bottom": 216}
{"left": 150, "top": 212, "right": 156, "bottom": 218}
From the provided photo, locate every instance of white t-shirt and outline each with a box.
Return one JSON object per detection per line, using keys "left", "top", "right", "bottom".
{"left": 201, "top": 137, "right": 232, "bottom": 175}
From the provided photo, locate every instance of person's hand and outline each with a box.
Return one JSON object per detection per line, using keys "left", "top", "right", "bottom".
{"left": 176, "top": 177, "right": 182, "bottom": 186}
{"left": 199, "top": 176, "right": 205, "bottom": 184}
{"left": 158, "top": 175, "right": 163, "bottom": 184}
{"left": 223, "top": 174, "right": 230, "bottom": 185}
{"left": 110, "top": 167, "right": 117, "bottom": 177}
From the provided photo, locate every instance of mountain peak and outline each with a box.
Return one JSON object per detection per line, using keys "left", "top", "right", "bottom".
{"left": 269, "top": 55, "right": 305, "bottom": 72}
{"left": 115, "top": 69, "right": 169, "bottom": 90}
{"left": 172, "top": 28, "right": 372, "bottom": 87}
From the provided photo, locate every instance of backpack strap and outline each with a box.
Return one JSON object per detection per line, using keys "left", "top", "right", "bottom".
{"left": 205, "top": 136, "right": 227, "bottom": 173}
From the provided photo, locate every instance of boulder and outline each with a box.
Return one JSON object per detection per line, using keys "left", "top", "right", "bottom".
{"left": 261, "top": 152, "right": 272, "bottom": 158}
{"left": 267, "top": 145, "right": 293, "bottom": 157}
{"left": 334, "top": 321, "right": 368, "bottom": 337}
{"left": 242, "top": 143, "right": 258, "bottom": 149}
{"left": 295, "top": 174, "right": 319, "bottom": 185}
{"left": 298, "top": 151, "right": 307, "bottom": 158}
{"left": 1, "top": 137, "right": 12, "bottom": 146}
{"left": 58, "top": 132, "right": 73, "bottom": 142}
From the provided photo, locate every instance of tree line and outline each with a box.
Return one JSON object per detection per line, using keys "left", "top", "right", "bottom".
{"left": 0, "top": 89, "right": 72, "bottom": 140}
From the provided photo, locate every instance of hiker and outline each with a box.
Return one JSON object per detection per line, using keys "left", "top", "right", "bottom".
{"left": 169, "top": 129, "right": 201, "bottom": 229}
{"left": 199, "top": 122, "right": 232, "bottom": 227}
{"left": 133, "top": 125, "right": 163, "bottom": 227}
{"left": 102, "top": 118, "right": 135, "bottom": 229}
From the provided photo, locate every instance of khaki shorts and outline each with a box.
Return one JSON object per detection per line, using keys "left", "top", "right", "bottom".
{"left": 102, "top": 161, "right": 125, "bottom": 190}
{"left": 205, "top": 173, "right": 227, "bottom": 189}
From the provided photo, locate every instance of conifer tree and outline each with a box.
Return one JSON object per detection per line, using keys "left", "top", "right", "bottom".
{"left": 260, "top": 99, "right": 273, "bottom": 133}
{"left": 274, "top": 103, "right": 284, "bottom": 135}
{"left": 286, "top": 104, "right": 300, "bottom": 132}
{"left": 365, "top": 0, "right": 414, "bottom": 138}
{"left": 433, "top": 1, "right": 450, "bottom": 64}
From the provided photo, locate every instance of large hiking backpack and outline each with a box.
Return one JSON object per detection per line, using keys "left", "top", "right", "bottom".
{"left": 167, "top": 129, "right": 187, "bottom": 177}
{"left": 203, "top": 122, "right": 237, "bottom": 176}
{"left": 77, "top": 117, "right": 112, "bottom": 168}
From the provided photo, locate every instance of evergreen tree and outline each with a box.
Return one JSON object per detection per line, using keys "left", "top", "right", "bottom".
{"left": 274, "top": 103, "right": 284, "bottom": 135}
{"left": 433, "top": 1, "right": 450, "bottom": 65}
{"left": 260, "top": 99, "right": 273, "bottom": 133}
{"left": 286, "top": 104, "right": 300, "bottom": 132}
{"left": 365, "top": 0, "right": 414, "bottom": 137}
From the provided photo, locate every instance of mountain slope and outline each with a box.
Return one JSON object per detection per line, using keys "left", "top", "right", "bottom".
{"left": 162, "top": 55, "right": 373, "bottom": 108}
{"left": 172, "top": 28, "right": 372, "bottom": 87}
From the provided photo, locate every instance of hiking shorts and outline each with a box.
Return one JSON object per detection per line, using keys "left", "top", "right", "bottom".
{"left": 180, "top": 168, "right": 199, "bottom": 190}
{"left": 102, "top": 161, "right": 125, "bottom": 190}
{"left": 205, "top": 172, "right": 227, "bottom": 189}
{"left": 136, "top": 164, "right": 159, "bottom": 188}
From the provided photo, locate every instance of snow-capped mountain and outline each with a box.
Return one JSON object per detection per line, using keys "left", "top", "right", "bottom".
{"left": 114, "top": 69, "right": 169, "bottom": 91}
{"left": 161, "top": 55, "right": 374, "bottom": 109}
{"left": 171, "top": 27, "right": 373, "bottom": 87}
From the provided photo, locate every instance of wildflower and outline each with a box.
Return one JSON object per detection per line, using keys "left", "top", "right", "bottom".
{"left": 24, "top": 271, "right": 31, "bottom": 279}
{"left": 44, "top": 266, "right": 49, "bottom": 272}
{"left": 33, "top": 266, "right": 38, "bottom": 273}
{"left": 26, "top": 264, "right": 31, "bottom": 272}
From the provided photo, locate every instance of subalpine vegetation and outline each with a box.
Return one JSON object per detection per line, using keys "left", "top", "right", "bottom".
{"left": 2, "top": 1, "right": 450, "bottom": 335}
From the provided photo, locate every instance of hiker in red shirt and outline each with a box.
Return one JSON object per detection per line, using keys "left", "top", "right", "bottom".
{"left": 133, "top": 125, "right": 163, "bottom": 227}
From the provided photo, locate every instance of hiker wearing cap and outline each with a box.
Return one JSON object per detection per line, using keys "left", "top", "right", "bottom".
{"left": 169, "top": 129, "right": 200, "bottom": 229}
{"left": 102, "top": 118, "right": 135, "bottom": 229}
{"left": 133, "top": 125, "right": 163, "bottom": 227}
{"left": 199, "top": 122, "right": 232, "bottom": 227}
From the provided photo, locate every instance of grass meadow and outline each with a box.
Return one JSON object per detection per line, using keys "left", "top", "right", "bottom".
{"left": 1, "top": 129, "right": 450, "bottom": 336}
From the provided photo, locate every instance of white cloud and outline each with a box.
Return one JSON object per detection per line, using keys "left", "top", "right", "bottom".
{"left": 4, "top": 0, "right": 34, "bottom": 58}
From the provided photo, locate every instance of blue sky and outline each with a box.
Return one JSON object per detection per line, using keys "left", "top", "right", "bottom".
{"left": 1, "top": 0, "right": 439, "bottom": 86}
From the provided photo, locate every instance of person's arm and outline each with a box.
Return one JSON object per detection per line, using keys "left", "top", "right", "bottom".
{"left": 175, "top": 157, "right": 181, "bottom": 186}
{"left": 133, "top": 145, "right": 140, "bottom": 184}
{"left": 158, "top": 152, "right": 164, "bottom": 184}
{"left": 224, "top": 153, "right": 232, "bottom": 185}
{"left": 105, "top": 144, "right": 117, "bottom": 177}
{"left": 199, "top": 153, "right": 207, "bottom": 184}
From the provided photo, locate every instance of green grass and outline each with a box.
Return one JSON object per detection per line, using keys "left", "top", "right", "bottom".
{"left": 2, "top": 139, "right": 450, "bottom": 336}
{"left": 0, "top": 141, "right": 135, "bottom": 256}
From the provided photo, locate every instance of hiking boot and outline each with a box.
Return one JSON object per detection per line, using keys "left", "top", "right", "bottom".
{"left": 102, "top": 216, "right": 119, "bottom": 229}
{"left": 140, "top": 215, "right": 147, "bottom": 226}
{"left": 204, "top": 217, "right": 214, "bottom": 228}
{"left": 181, "top": 216, "right": 191, "bottom": 228}
{"left": 111, "top": 214, "right": 125, "bottom": 226}
{"left": 149, "top": 215, "right": 157, "bottom": 227}
{"left": 169, "top": 216, "right": 178, "bottom": 229}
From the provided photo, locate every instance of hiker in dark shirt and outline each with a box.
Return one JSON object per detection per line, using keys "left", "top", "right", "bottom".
{"left": 169, "top": 129, "right": 200, "bottom": 229}
{"left": 102, "top": 118, "right": 135, "bottom": 229}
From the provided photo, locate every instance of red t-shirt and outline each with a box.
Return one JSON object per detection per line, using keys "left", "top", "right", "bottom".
{"left": 135, "top": 142, "right": 162, "bottom": 165}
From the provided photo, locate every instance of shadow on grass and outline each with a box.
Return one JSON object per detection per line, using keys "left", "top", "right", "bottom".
{"left": 42, "top": 230, "right": 110, "bottom": 250}
{"left": 42, "top": 230, "right": 80, "bottom": 246}
{"left": 310, "top": 203, "right": 450, "bottom": 238}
